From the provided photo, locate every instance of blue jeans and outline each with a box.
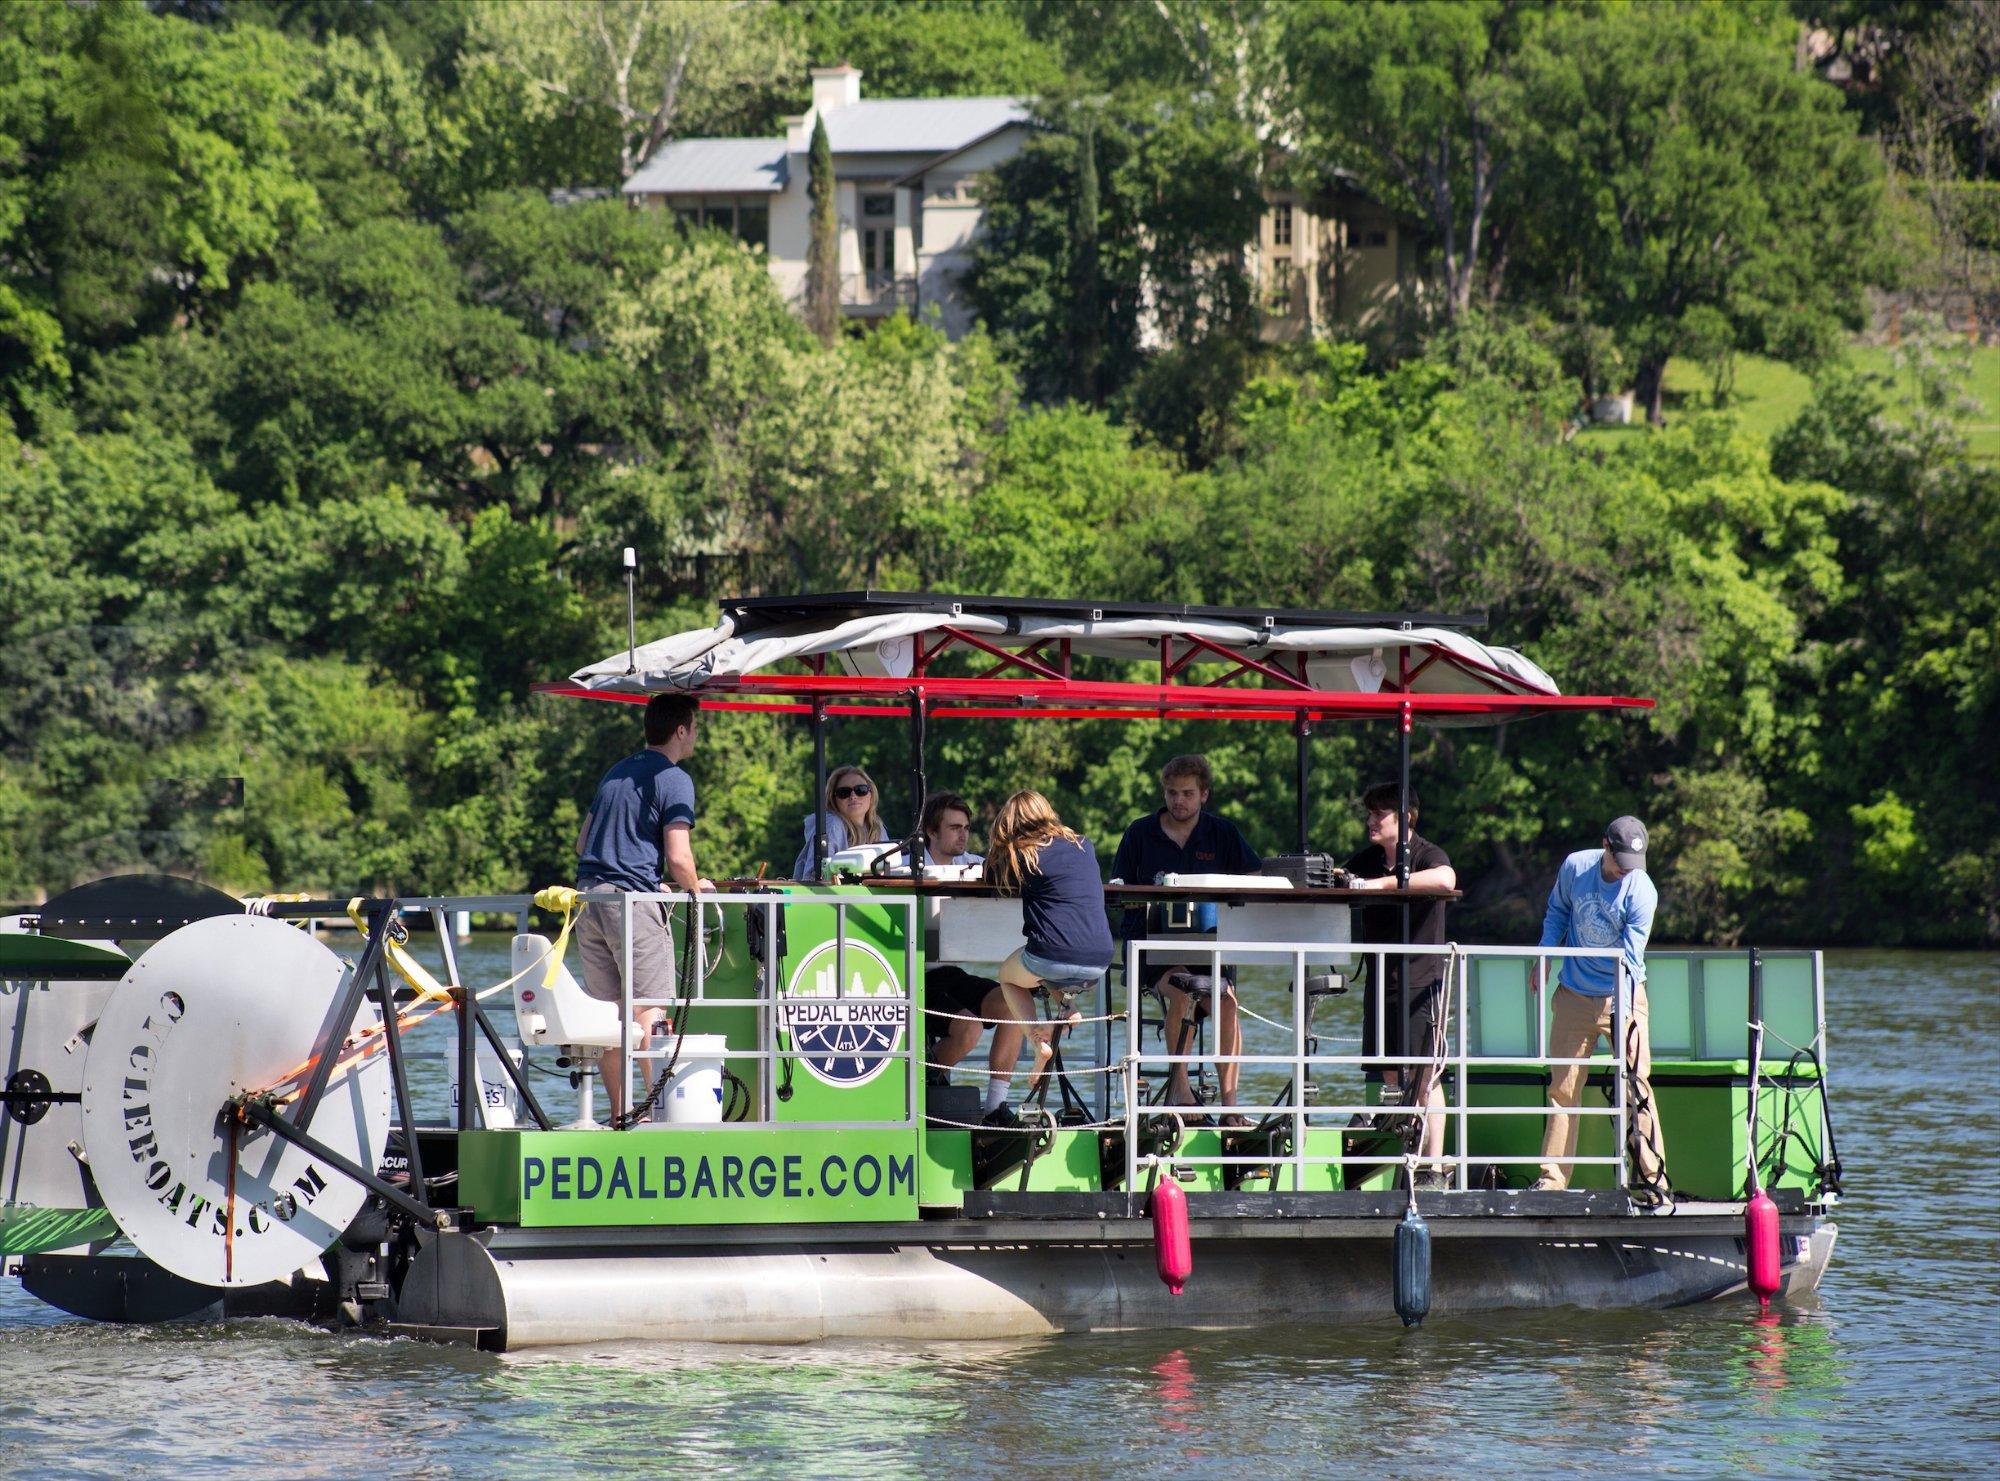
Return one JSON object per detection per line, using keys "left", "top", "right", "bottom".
{"left": 1019, "top": 946, "right": 1106, "bottom": 992}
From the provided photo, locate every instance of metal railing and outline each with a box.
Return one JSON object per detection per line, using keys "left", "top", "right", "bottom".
{"left": 328, "top": 890, "right": 927, "bottom": 1134}
{"left": 1120, "top": 937, "right": 1636, "bottom": 1193}
{"left": 842, "top": 271, "right": 916, "bottom": 309}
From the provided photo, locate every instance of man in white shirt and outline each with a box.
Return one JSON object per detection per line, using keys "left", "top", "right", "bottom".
{"left": 919, "top": 791, "right": 985, "bottom": 870}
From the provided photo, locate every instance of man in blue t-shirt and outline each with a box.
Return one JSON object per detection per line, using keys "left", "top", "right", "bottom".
{"left": 574, "top": 692, "right": 711, "bottom": 1122}
{"left": 1110, "top": 754, "right": 1261, "bottom": 1123}
{"left": 1528, "top": 816, "right": 1669, "bottom": 1197}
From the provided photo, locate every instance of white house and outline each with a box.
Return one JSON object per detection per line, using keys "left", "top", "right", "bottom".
{"left": 623, "top": 65, "right": 1415, "bottom": 343}
{"left": 624, "top": 65, "right": 1025, "bottom": 338}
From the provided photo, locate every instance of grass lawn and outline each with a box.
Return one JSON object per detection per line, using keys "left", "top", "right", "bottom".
{"left": 1577, "top": 342, "right": 2000, "bottom": 460}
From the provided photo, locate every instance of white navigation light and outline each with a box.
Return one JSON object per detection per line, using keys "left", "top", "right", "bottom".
{"left": 79, "top": 916, "right": 391, "bottom": 1288}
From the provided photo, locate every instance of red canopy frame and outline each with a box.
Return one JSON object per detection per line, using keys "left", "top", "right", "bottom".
{"left": 532, "top": 672, "right": 1653, "bottom": 723}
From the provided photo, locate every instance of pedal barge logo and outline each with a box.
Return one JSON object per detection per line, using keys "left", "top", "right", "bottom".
{"left": 780, "top": 937, "right": 908, "bottom": 1088}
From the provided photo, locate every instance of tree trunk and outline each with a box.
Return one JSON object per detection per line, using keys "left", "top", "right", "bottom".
{"left": 1635, "top": 355, "right": 1669, "bottom": 425}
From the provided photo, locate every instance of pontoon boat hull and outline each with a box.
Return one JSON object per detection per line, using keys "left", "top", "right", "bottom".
{"left": 389, "top": 1212, "right": 1836, "bottom": 1349}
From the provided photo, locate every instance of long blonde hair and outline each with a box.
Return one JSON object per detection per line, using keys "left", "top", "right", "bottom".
{"left": 985, "top": 789, "right": 1081, "bottom": 893}
{"left": 825, "top": 765, "right": 887, "bottom": 845}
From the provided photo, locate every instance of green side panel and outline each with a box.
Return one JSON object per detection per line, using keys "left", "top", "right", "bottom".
{"left": 1464, "top": 1066, "right": 1616, "bottom": 1189}
{"left": 674, "top": 903, "right": 765, "bottom": 1113}
{"left": 458, "top": 1127, "right": 920, "bottom": 1227}
{"left": 1016, "top": 1128, "right": 1109, "bottom": 1192}
{"left": 1690, "top": 958, "right": 1817, "bottom": 1060}
{"left": 770, "top": 886, "right": 915, "bottom": 1127}
{"left": 0, "top": 1204, "right": 119, "bottom": 1256}
{"left": 0, "top": 934, "right": 129, "bottom": 978}
{"left": 1167, "top": 1129, "right": 1231, "bottom": 1192}
{"left": 1651, "top": 1060, "right": 1825, "bottom": 1200}
{"left": 1647, "top": 958, "right": 1696, "bottom": 1057}
{"left": 458, "top": 1129, "right": 524, "bottom": 1224}
{"left": 1291, "top": 1129, "right": 1345, "bottom": 1191}
{"left": 920, "top": 1129, "right": 973, "bottom": 1208}
{"left": 1467, "top": 956, "right": 1533, "bottom": 1058}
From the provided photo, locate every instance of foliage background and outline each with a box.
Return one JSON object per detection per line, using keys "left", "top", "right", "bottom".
{"left": 1, "top": 0, "right": 1994, "bottom": 948}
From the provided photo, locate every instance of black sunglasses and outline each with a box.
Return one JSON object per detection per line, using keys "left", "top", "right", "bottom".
{"left": 834, "top": 783, "right": 872, "bottom": 799}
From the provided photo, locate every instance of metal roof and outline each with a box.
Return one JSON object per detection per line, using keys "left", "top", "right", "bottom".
{"left": 622, "top": 139, "right": 790, "bottom": 196}
{"left": 535, "top": 591, "right": 1657, "bottom": 727}
{"left": 719, "top": 591, "right": 1488, "bottom": 632}
{"left": 821, "top": 97, "right": 1027, "bottom": 154}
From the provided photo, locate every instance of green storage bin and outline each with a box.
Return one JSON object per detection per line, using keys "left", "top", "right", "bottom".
{"left": 1651, "top": 1059, "right": 1826, "bottom": 1200}
{"left": 1464, "top": 1066, "right": 1617, "bottom": 1189}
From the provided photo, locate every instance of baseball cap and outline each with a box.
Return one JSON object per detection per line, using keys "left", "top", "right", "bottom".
{"left": 1604, "top": 816, "right": 1648, "bottom": 872}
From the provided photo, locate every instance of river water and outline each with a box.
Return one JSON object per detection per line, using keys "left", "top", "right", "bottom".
{"left": 4, "top": 948, "right": 1995, "bottom": 1477}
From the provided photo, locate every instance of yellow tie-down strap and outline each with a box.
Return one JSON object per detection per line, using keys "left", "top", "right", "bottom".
{"left": 347, "top": 898, "right": 452, "bottom": 1002}
{"left": 531, "top": 885, "right": 584, "bottom": 989}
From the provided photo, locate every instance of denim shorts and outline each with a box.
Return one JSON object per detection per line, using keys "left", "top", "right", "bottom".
{"left": 1020, "top": 946, "right": 1106, "bottom": 991}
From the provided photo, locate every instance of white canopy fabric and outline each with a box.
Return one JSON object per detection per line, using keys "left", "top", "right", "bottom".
{"left": 566, "top": 607, "right": 1559, "bottom": 699}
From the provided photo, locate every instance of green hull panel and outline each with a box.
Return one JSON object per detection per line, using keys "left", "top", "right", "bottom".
{"left": 0, "top": 1205, "right": 118, "bottom": 1256}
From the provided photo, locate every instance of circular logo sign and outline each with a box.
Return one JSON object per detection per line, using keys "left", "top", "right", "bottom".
{"left": 779, "top": 937, "right": 908, "bottom": 1088}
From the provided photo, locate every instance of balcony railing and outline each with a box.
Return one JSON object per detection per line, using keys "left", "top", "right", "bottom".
{"left": 843, "top": 271, "right": 916, "bottom": 311}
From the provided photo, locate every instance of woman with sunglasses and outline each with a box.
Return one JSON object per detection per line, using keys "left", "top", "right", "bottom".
{"left": 791, "top": 765, "right": 891, "bottom": 878}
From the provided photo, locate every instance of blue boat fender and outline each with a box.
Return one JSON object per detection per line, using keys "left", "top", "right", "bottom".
{"left": 1393, "top": 1162, "right": 1431, "bottom": 1327}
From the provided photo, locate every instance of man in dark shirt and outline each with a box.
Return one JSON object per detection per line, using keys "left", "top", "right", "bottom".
{"left": 1342, "top": 782, "right": 1456, "bottom": 1178}
{"left": 574, "top": 692, "right": 712, "bottom": 1123}
{"left": 1110, "top": 754, "right": 1261, "bottom": 1122}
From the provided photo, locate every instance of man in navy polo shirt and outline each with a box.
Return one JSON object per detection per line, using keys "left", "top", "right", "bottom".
{"left": 1110, "top": 754, "right": 1261, "bottom": 1122}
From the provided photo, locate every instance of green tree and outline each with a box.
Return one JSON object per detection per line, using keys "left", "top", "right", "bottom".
{"left": 805, "top": 114, "right": 840, "bottom": 345}
{"left": 783, "top": 1, "right": 1065, "bottom": 102}
{"left": 1511, "top": 4, "right": 1890, "bottom": 423}
{"left": 459, "top": 0, "right": 796, "bottom": 180}
{"left": 1282, "top": 0, "right": 1534, "bottom": 322}
{"left": 965, "top": 92, "right": 1261, "bottom": 402}
{"left": 1070, "top": 123, "right": 1101, "bottom": 404}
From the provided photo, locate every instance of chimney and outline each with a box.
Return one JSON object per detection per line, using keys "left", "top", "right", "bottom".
{"left": 810, "top": 64, "right": 862, "bottom": 113}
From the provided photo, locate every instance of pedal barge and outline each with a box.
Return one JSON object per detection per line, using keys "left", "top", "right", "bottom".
{"left": 1, "top": 595, "right": 1840, "bottom": 1346}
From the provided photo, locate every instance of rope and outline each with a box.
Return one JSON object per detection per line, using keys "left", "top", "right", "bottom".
{"left": 927, "top": 1007, "right": 1128, "bottom": 1027}
{"left": 927, "top": 1114, "right": 1124, "bottom": 1133}
{"left": 924, "top": 1057, "right": 1121, "bottom": 1076}
{"left": 258, "top": 885, "right": 581, "bottom": 1104}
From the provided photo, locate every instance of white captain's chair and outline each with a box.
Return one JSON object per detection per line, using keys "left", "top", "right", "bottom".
{"left": 511, "top": 933, "right": 639, "bottom": 1128}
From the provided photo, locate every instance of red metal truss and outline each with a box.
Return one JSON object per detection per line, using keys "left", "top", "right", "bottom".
{"left": 533, "top": 672, "right": 1652, "bottom": 722}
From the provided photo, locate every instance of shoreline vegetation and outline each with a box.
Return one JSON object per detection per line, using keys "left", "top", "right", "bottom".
{"left": 1, "top": 2, "right": 1994, "bottom": 947}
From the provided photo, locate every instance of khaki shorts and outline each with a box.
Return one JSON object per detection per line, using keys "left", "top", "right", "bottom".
{"left": 574, "top": 887, "right": 677, "bottom": 1008}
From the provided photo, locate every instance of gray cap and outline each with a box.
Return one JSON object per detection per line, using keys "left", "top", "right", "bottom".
{"left": 1604, "top": 816, "right": 1648, "bottom": 872}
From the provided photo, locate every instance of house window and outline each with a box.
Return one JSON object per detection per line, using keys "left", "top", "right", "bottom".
{"left": 1267, "top": 258, "right": 1294, "bottom": 311}
{"left": 737, "top": 203, "right": 769, "bottom": 251}
{"left": 1272, "top": 203, "right": 1293, "bottom": 249}
{"left": 702, "top": 201, "right": 735, "bottom": 232}
{"left": 1363, "top": 229, "right": 1389, "bottom": 248}
{"left": 861, "top": 193, "right": 897, "bottom": 286}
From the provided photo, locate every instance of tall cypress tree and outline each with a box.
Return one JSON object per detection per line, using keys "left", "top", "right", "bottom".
{"left": 806, "top": 115, "right": 840, "bottom": 345}
{"left": 1071, "top": 123, "right": 1101, "bottom": 404}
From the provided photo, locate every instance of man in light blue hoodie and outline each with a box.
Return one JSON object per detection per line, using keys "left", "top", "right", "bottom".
{"left": 1528, "top": 817, "right": 1669, "bottom": 1197}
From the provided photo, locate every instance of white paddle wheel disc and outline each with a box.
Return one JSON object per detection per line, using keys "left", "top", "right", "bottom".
{"left": 81, "top": 915, "right": 392, "bottom": 1288}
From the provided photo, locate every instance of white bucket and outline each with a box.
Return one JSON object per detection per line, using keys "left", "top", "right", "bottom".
{"left": 443, "top": 1038, "right": 523, "bottom": 1129}
{"left": 656, "top": 1033, "right": 730, "bottom": 1125}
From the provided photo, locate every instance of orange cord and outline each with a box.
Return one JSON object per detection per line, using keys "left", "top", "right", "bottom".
{"left": 223, "top": 1116, "right": 237, "bottom": 1284}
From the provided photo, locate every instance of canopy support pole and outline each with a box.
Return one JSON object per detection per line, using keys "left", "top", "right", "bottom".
{"left": 1294, "top": 715, "right": 1312, "bottom": 853}
{"left": 810, "top": 698, "right": 829, "bottom": 879}
{"left": 907, "top": 685, "right": 928, "bottom": 861}
{"left": 1397, "top": 701, "right": 1413, "bottom": 953}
